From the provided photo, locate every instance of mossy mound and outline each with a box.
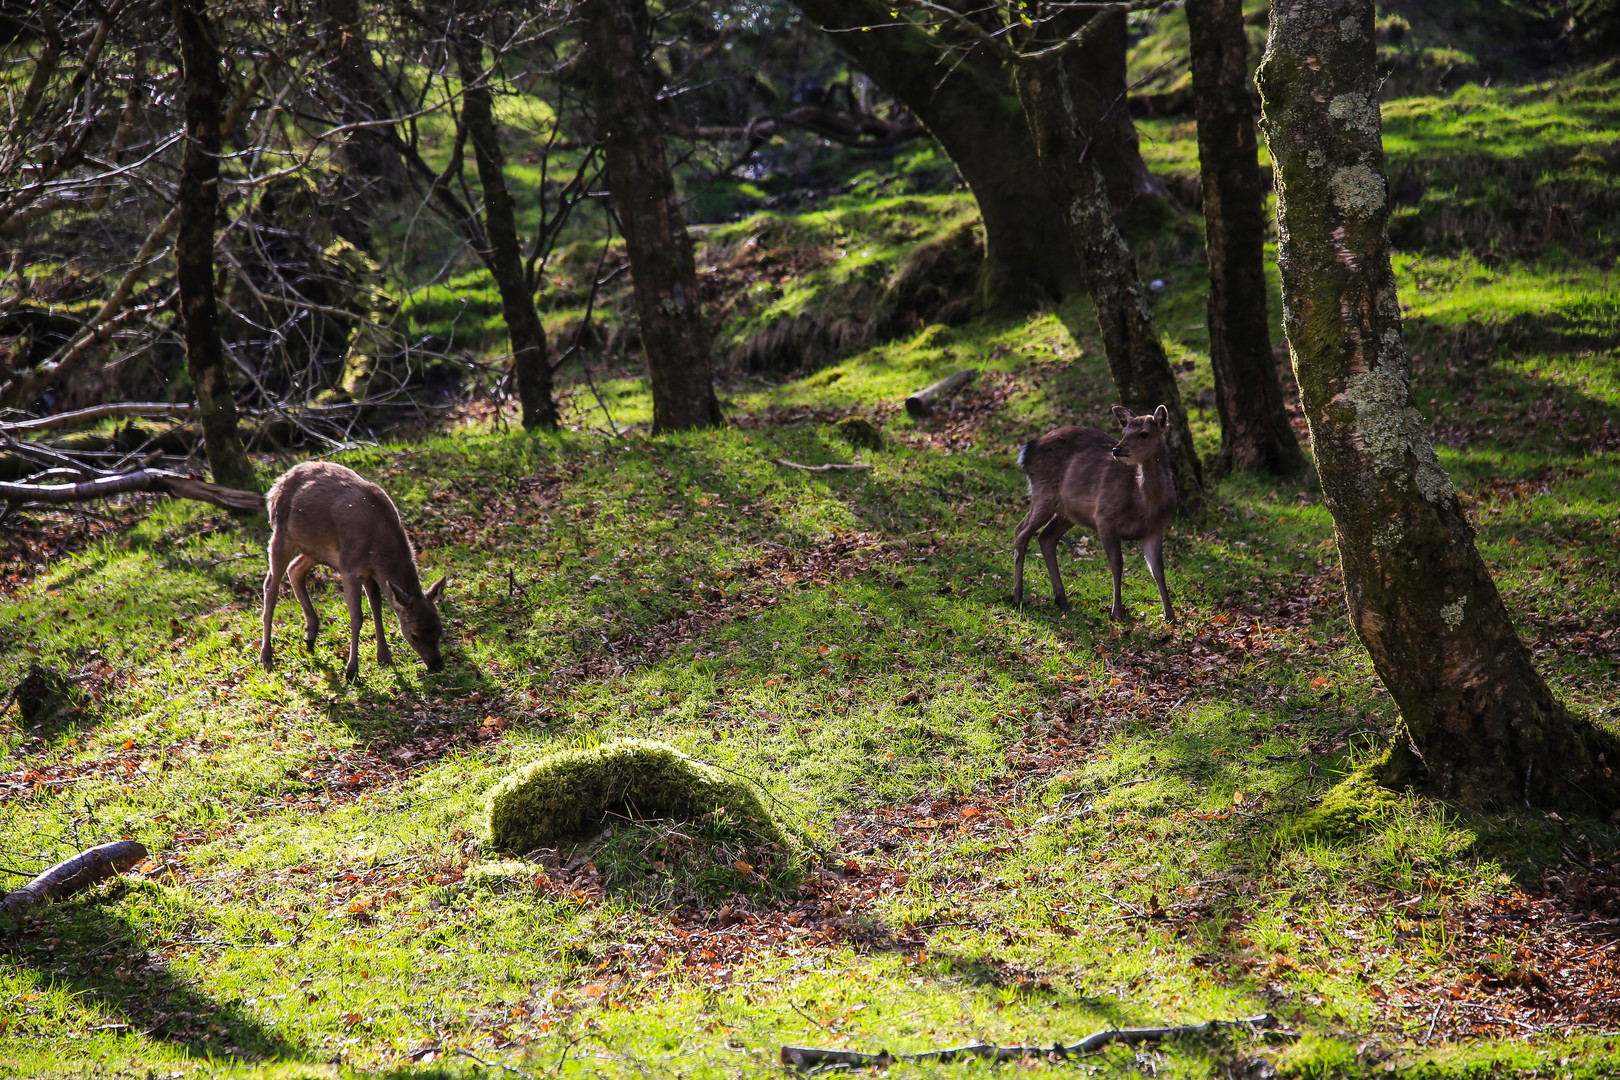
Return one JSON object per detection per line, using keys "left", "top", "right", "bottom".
{"left": 484, "top": 738, "right": 790, "bottom": 854}
{"left": 834, "top": 416, "right": 885, "bottom": 450}
{"left": 15, "top": 662, "right": 86, "bottom": 734}
{"left": 1285, "top": 766, "right": 1404, "bottom": 842}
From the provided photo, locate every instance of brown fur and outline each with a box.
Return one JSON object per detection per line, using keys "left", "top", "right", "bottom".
{"left": 259, "top": 461, "right": 447, "bottom": 682}
{"left": 1012, "top": 405, "right": 1178, "bottom": 622}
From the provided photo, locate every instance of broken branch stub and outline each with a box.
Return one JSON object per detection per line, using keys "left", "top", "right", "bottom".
{"left": 1, "top": 840, "right": 148, "bottom": 919}
{"left": 905, "top": 368, "right": 977, "bottom": 421}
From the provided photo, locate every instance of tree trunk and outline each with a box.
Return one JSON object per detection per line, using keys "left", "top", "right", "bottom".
{"left": 792, "top": 0, "right": 1077, "bottom": 310}
{"left": 1186, "top": 0, "right": 1303, "bottom": 477}
{"left": 583, "top": 0, "right": 721, "bottom": 433}
{"left": 1258, "top": 0, "right": 1618, "bottom": 814}
{"left": 172, "top": 0, "right": 255, "bottom": 491}
{"left": 455, "top": 35, "right": 559, "bottom": 432}
{"left": 1013, "top": 46, "right": 1205, "bottom": 508}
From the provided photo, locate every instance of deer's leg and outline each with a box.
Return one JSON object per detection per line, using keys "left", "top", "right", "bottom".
{"left": 1143, "top": 532, "right": 1174, "bottom": 624}
{"left": 341, "top": 573, "right": 365, "bottom": 684}
{"left": 1012, "top": 504, "right": 1054, "bottom": 605}
{"left": 365, "top": 577, "right": 392, "bottom": 666}
{"left": 1102, "top": 532, "right": 1126, "bottom": 620}
{"left": 287, "top": 555, "right": 321, "bottom": 650}
{"left": 260, "top": 533, "right": 292, "bottom": 670}
{"left": 1037, "top": 517, "right": 1075, "bottom": 613}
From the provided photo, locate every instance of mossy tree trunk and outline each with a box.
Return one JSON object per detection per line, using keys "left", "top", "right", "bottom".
{"left": 1186, "top": 0, "right": 1303, "bottom": 477}
{"left": 793, "top": 0, "right": 1079, "bottom": 310}
{"left": 1259, "top": 0, "right": 1619, "bottom": 813}
{"left": 173, "top": 0, "right": 255, "bottom": 491}
{"left": 583, "top": 0, "right": 721, "bottom": 433}
{"left": 455, "top": 32, "right": 559, "bottom": 431}
{"left": 1013, "top": 42, "right": 1205, "bottom": 507}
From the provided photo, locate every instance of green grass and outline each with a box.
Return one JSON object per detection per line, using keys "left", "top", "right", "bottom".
{"left": 5, "top": 55, "right": 1620, "bottom": 1080}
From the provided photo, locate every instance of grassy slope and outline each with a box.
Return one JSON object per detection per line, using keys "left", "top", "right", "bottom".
{"left": 4, "top": 67, "right": 1620, "bottom": 1080}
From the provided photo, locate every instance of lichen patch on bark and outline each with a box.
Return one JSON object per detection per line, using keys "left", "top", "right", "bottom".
{"left": 1328, "top": 92, "right": 1379, "bottom": 136}
{"left": 1441, "top": 598, "right": 1467, "bottom": 629}
{"left": 1340, "top": 334, "right": 1455, "bottom": 504}
{"left": 1330, "top": 164, "right": 1385, "bottom": 218}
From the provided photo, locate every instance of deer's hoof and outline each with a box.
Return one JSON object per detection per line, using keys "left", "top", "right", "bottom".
{"left": 260, "top": 653, "right": 274, "bottom": 671}
{"left": 1055, "top": 598, "right": 1072, "bottom": 614}
{"left": 343, "top": 664, "right": 360, "bottom": 685}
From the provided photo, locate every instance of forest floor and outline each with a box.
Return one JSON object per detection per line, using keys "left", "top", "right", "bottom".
{"left": 4, "top": 60, "right": 1620, "bottom": 1080}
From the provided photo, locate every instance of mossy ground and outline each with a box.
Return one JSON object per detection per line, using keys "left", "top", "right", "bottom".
{"left": 4, "top": 59, "right": 1620, "bottom": 1080}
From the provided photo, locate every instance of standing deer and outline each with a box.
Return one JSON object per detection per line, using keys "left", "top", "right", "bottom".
{"left": 260, "top": 461, "right": 447, "bottom": 683}
{"left": 1013, "top": 405, "right": 1178, "bottom": 623}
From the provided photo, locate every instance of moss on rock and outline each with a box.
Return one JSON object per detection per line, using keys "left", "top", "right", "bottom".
{"left": 834, "top": 416, "right": 885, "bottom": 450}
{"left": 483, "top": 738, "right": 790, "bottom": 853}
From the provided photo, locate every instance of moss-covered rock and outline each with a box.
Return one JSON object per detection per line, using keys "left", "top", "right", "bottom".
{"left": 483, "top": 738, "right": 789, "bottom": 853}
{"left": 834, "top": 416, "right": 885, "bottom": 450}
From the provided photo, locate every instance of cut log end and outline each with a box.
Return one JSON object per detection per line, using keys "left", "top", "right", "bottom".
{"left": 905, "top": 369, "right": 978, "bottom": 421}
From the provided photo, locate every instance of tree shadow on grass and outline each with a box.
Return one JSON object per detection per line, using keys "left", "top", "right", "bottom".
{"left": 2, "top": 887, "right": 304, "bottom": 1065}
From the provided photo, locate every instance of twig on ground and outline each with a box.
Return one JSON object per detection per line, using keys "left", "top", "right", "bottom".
{"left": 781, "top": 1014, "right": 1285, "bottom": 1069}
{"left": 771, "top": 458, "right": 872, "bottom": 473}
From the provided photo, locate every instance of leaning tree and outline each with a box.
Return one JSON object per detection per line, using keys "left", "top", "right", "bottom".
{"left": 1259, "top": 0, "right": 1619, "bottom": 813}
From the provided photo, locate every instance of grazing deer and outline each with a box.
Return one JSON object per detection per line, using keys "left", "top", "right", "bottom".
{"left": 1013, "top": 405, "right": 1178, "bottom": 623}
{"left": 260, "top": 461, "right": 447, "bottom": 683}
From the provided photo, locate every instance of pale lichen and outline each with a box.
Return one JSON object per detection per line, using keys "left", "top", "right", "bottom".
{"left": 1339, "top": 329, "right": 1456, "bottom": 504}
{"left": 1328, "top": 92, "right": 1380, "bottom": 136}
{"left": 1340, "top": 15, "right": 1362, "bottom": 42}
{"left": 1331, "top": 164, "right": 1386, "bottom": 220}
{"left": 1371, "top": 522, "right": 1404, "bottom": 549}
{"left": 1440, "top": 597, "right": 1467, "bottom": 630}
{"left": 1307, "top": 148, "right": 1327, "bottom": 169}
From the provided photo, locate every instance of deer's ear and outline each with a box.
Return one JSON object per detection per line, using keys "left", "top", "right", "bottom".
{"left": 1153, "top": 405, "right": 1170, "bottom": 429}
{"left": 425, "top": 577, "right": 447, "bottom": 603}
{"left": 388, "top": 581, "right": 411, "bottom": 607}
{"left": 1111, "top": 405, "right": 1133, "bottom": 428}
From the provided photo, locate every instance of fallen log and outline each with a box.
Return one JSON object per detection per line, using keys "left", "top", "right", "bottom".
{"left": 771, "top": 458, "right": 873, "bottom": 473}
{"left": 904, "top": 368, "right": 977, "bottom": 421}
{"left": 0, "top": 840, "right": 148, "bottom": 918}
{"left": 0, "top": 468, "right": 263, "bottom": 514}
{"left": 781, "top": 1014, "right": 1283, "bottom": 1069}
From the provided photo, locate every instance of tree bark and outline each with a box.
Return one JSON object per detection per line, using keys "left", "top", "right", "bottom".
{"left": 1013, "top": 45, "right": 1206, "bottom": 508}
{"left": 172, "top": 0, "right": 255, "bottom": 491}
{"left": 792, "top": 0, "right": 1078, "bottom": 310}
{"left": 455, "top": 34, "right": 559, "bottom": 431}
{"left": 1258, "top": 0, "right": 1618, "bottom": 813}
{"left": 583, "top": 0, "right": 721, "bottom": 433}
{"left": 1186, "top": 0, "right": 1303, "bottom": 477}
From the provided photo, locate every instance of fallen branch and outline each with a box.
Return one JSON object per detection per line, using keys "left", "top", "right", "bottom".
{"left": 0, "top": 402, "right": 198, "bottom": 433}
{"left": 771, "top": 458, "right": 873, "bottom": 473}
{"left": 781, "top": 1014, "right": 1283, "bottom": 1070}
{"left": 0, "top": 468, "right": 263, "bottom": 513}
{"left": 0, "top": 840, "right": 148, "bottom": 918}
{"left": 904, "top": 369, "right": 977, "bottom": 421}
